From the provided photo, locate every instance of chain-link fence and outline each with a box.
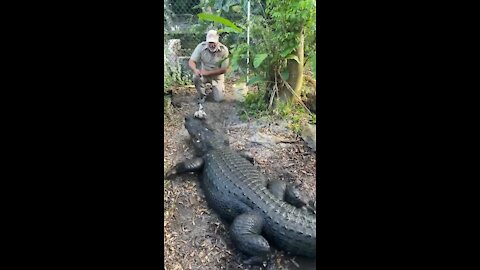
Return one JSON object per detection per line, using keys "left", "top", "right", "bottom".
{"left": 164, "top": 0, "right": 204, "bottom": 53}
{"left": 164, "top": 0, "right": 249, "bottom": 83}
{"left": 164, "top": 0, "right": 200, "bottom": 30}
{"left": 164, "top": 0, "right": 206, "bottom": 83}
{"left": 164, "top": 0, "right": 316, "bottom": 86}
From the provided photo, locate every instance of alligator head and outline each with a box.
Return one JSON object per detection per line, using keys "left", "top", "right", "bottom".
{"left": 184, "top": 116, "right": 229, "bottom": 155}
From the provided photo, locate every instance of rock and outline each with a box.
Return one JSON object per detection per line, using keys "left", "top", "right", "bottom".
{"left": 166, "top": 39, "right": 181, "bottom": 75}
{"left": 269, "top": 120, "right": 291, "bottom": 134}
{"left": 233, "top": 82, "right": 248, "bottom": 102}
{"left": 178, "top": 126, "right": 189, "bottom": 139}
{"left": 247, "top": 132, "right": 295, "bottom": 147}
{"left": 300, "top": 123, "right": 316, "bottom": 152}
{"left": 278, "top": 143, "right": 295, "bottom": 149}
{"left": 228, "top": 123, "right": 249, "bottom": 130}
{"left": 247, "top": 132, "right": 275, "bottom": 148}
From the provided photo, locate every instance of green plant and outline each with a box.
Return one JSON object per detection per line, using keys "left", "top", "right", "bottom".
{"left": 207, "top": 0, "right": 316, "bottom": 102}
{"left": 164, "top": 95, "right": 172, "bottom": 113}
{"left": 164, "top": 73, "right": 173, "bottom": 93}
{"left": 238, "top": 90, "right": 315, "bottom": 133}
{"left": 188, "top": 1, "right": 317, "bottom": 129}
{"left": 273, "top": 100, "right": 315, "bottom": 134}
{"left": 239, "top": 89, "right": 270, "bottom": 120}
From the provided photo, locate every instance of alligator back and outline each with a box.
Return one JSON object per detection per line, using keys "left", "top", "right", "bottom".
{"left": 201, "top": 148, "right": 316, "bottom": 258}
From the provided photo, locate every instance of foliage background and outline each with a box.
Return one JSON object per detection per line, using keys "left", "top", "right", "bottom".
{"left": 164, "top": 0, "right": 317, "bottom": 131}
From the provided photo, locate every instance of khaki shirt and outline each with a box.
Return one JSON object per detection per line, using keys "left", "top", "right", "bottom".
{"left": 190, "top": 42, "right": 229, "bottom": 80}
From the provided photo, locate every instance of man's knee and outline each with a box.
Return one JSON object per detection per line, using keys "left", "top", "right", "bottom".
{"left": 213, "top": 85, "right": 225, "bottom": 102}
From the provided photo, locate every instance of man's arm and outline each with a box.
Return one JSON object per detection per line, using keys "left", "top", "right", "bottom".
{"left": 200, "top": 67, "right": 228, "bottom": 76}
{"left": 189, "top": 43, "right": 204, "bottom": 76}
{"left": 188, "top": 59, "right": 201, "bottom": 76}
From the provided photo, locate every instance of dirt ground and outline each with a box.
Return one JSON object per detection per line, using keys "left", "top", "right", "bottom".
{"left": 163, "top": 81, "right": 317, "bottom": 270}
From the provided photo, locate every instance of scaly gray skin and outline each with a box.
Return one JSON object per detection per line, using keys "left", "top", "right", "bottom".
{"left": 167, "top": 117, "right": 316, "bottom": 265}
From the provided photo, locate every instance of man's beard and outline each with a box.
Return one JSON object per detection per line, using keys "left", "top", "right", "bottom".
{"left": 208, "top": 44, "right": 219, "bottom": 52}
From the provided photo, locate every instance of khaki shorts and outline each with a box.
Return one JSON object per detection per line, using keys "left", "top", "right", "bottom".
{"left": 193, "top": 75, "right": 224, "bottom": 102}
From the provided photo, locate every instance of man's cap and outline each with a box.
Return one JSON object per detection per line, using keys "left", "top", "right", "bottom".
{"left": 206, "top": 30, "right": 219, "bottom": 43}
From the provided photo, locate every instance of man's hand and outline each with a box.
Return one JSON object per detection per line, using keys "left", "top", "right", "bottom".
{"left": 193, "top": 68, "right": 216, "bottom": 77}
{"left": 202, "top": 67, "right": 227, "bottom": 77}
{"left": 193, "top": 68, "right": 201, "bottom": 76}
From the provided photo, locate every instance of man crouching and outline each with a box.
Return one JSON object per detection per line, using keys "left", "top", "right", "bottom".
{"left": 188, "top": 30, "right": 229, "bottom": 103}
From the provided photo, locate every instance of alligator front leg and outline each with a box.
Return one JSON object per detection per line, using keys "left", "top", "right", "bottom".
{"left": 165, "top": 157, "right": 204, "bottom": 178}
{"left": 238, "top": 151, "right": 255, "bottom": 165}
{"left": 268, "top": 180, "right": 315, "bottom": 213}
{"left": 267, "top": 180, "right": 287, "bottom": 200}
{"left": 230, "top": 212, "right": 274, "bottom": 267}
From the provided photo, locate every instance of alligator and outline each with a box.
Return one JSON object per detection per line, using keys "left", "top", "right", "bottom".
{"left": 166, "top": 116, "right": 316, "bottom": 266}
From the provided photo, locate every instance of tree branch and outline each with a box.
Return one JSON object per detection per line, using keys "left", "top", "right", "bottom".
{"left": 280, "top": 75, "right": 313, "bottom": 115}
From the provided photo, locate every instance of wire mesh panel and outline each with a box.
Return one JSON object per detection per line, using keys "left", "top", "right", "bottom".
{"left": 164, "top": 0, "right": 206, "bottom": 81}
{"left": 164, "top": 0, "right": 201, "bottom": 34}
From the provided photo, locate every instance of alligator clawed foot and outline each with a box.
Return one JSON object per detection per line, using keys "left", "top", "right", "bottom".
{"left": 303, "top": 206, "right": 316, "bottom": 215}
{"left": 264, "top": 255, "right": 277, "bottom": 270}
{"left": 265, "top": 260, "right": 277, "bottom": 270}
{"left": 165, "top": 168, "right": 176, "bottom": 179}
{"left": 237, "top": 253, "right": 276, "bottom": 270}
{"left": 240, "top": 254, "right": 270, "bottom": 267}
{"left": 239, "top": 151, "right": 255, "bottom": 165}
{"left": 303, "top": 200, "right": 316, "bottom": 214}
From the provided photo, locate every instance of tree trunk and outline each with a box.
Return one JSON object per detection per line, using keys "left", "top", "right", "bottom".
{"left": 278, "top": 27, "right": 305, "bottom": 103}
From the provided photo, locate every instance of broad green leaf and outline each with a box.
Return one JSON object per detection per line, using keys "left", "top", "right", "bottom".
{"left": 197, "top": 13, "right": 243, "bottom": 33}
{"left": 247, "top": 76, "right": 266, "bottom": 86}
{"left": 230, "top": 59, "right": 239, "bottom": 72}
{"left": 218, "top": 27, "right": 238, "bottom": 34}
{"left": 253, "top": 54, "right": 268, "bottom": 68}
{"left": 280, "top": 47, "right": 295, "bottom": 58}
